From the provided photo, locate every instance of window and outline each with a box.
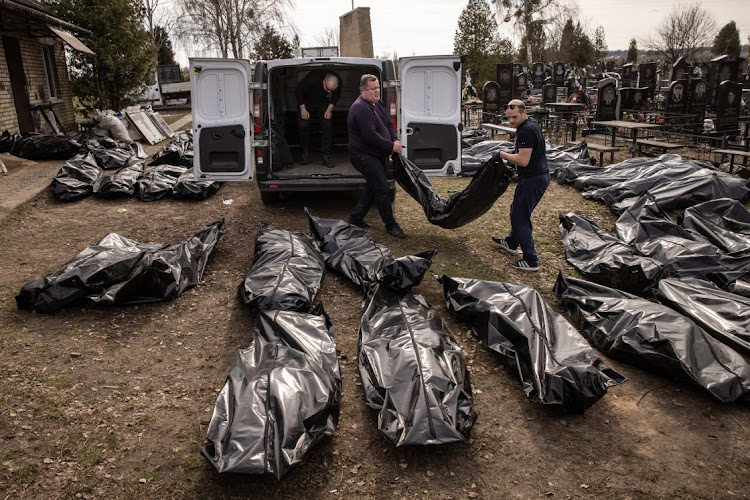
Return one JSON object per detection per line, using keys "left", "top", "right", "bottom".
{"left": 42, "top": 45, "right": 58, "bottom": 100}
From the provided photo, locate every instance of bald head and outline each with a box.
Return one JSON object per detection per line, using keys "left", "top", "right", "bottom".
{"left": 504, "top": 99, "right": 527, "bottom": 128}
{"left": 324, "top": 73, "right": 339, "bottom": 93}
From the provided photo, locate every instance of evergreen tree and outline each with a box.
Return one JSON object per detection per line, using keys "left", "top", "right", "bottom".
{"left": 568, "top": 22, "right": 594, "bottom": 68}
{"left": 713, "top": 21, "right": 741, "bottom": 56}
{"left": 43, "top": 0, "right": 156, "bottom": 110}
{"left": 252, "top": 24, "right": 296, "bottom": 60}
{"left": 626, "top": 38, "right": 638, "bottom": 63}
{"left": 558, "top": 19, "right": 574, "bottom": 61}
{"left": 454, "top": 0, "right": 513, "bottom": 92}
{"left": 593, "top": 26, "right": 608, "bottom": 61}
{"left": 154, "top": 26, "right": 176, "bottom": 66}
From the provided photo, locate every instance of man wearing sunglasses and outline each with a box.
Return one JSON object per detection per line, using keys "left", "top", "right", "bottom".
{"left": 491, "top": 99, "right": 550, "bottom": 272}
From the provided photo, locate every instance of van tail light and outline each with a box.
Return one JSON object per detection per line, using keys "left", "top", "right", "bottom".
{"left": 253, "top": 94, "right": 262, "bottom": 133}
{"left": 388, "top": 93, "right": 397, "bottom": 132}
{"left": 256, "top": 148, "right": 264, "bottom": 165}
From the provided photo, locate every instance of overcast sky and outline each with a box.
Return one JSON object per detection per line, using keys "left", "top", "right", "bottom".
{"left": 175, "top": 0, "right": 750, "bottom": 65}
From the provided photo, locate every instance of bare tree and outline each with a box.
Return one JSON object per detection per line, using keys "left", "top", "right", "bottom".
{"left": 140, "top": 0, "right": 177, "bottom": 63}
{"left": 312, "top": 26, "right": 339, "bottom": 47}
{"left": 175, "top": 0, "right": 294, "bottom": 59}
{"left": 642, "top": 2, "right": 716, "bottom": 64}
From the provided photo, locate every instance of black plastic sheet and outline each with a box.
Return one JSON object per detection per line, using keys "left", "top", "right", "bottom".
{"left": 203, "top": 305, "right": 340, "bottom": 479}
{"left": 172, "top": 171, "right": 220, "bottom": 200}
{"left": 87, "top": 145, "right": 139, "bottom": 170}
{"left": 16, "top": 219, "right": 225, "bottom": 313}
{"left": 545, "top": 140, "right": 593, "bottom": 177}
{"left": 51, "top": 154, "right": 103, "bottom": 201}
{"left": 614, "top": 194, "right": 750, "bottom": 287}
{"left": 149, "top": 131, "right": 193, "bottom": 167}
{"left": 559, "top": 212, "right": 663, "bottom": 294}
{"left": 136, "top": 165, "right": 187, "bottom": 201}
{"left": 461, "top": 127, "right": 489, "bottom": 148}
{"left": 460, "top": 140, "right": 513, "bottom": 175}
{"left": 656, "top": 277, "right": 750, "bottom": 357}
{"left": 566, "top": 154, "right": 698, "bottom": 192}
{"left": 358, "top": 284, "right": 476, "bottom": 445}
{"left": 681, "top": 198, "right": 750, "bottom": 254}
{"left": 238, "top": 223, "right": 326, "bottom": 312}
{"left": 94, "top": 159, "right": 144, "bottom": 198}
{"left": 439, "top": 275, "right": 626, "bottom": 412}
{"left": 393, "top": 153, "right": 511, "bottom": 229}
{"left": 554, "top": 273, "right": 750, "bottom": 403}
{"left": 1, "top": 131, "right": 84, "bottom": 160}
{"left": 306, "top": 207, "right": 435, "bottom": 292}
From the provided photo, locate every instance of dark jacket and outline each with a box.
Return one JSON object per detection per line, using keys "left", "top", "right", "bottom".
{"left": 294, "top": 69, "right": 342, "bottom": 110}
{"left": 347, "top": 96, "right": 397, "bottom": 158}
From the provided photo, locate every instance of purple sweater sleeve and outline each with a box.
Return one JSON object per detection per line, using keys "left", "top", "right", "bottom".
{"left": 348, "top": 98, "right": 395, "bottom": 157}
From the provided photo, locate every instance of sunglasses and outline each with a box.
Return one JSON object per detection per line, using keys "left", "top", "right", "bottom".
{"left": 505, "top": 104, "right": 525, "bottom": 110}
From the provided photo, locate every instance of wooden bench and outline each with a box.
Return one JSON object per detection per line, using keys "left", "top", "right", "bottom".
{"left": 480, "top": 122, "right": 516, "bottom": 139}
{"left": 568, "top": 141, "right": 620, "bottom": 166}
{"left": 635, "top": 139, "right": 683, "bottom": 156}
{"left": 714, "top": 149, "right": 750, "bottom": 174}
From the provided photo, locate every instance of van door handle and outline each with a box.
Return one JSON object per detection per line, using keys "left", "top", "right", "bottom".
{"left": 405, "top": 127, "right": 414, "bottom": 135}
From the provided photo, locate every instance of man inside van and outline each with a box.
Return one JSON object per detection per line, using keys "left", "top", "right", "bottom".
{"left": 346, "top": 74, "right": 407, "bottom": 239}
{"left": 295, "top": 69, "right": 342, "bottom": 167}
{"left": 491, "top": 99, "right": 550, "bottom": 271}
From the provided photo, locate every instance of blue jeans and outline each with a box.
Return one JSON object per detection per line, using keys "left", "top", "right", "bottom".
{"left": 348, "top": 152, "right": 396, "bottom": 229}
{"left": 505, "top": 172, "right": 550, "bottom": 265}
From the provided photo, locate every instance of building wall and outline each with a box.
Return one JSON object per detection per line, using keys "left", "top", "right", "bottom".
{"left": 0, "top": 35, "right": 76, "bottom": 133}
{"left": 339, "top": 8, "right": 373, "bottom": 58}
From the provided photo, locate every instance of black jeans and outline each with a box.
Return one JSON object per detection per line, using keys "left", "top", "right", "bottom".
{"left": 297, "top": 107, "right": 333, "bottom": 154}
{"left": 348, "top": 152, "right": 396, "bottom": 229}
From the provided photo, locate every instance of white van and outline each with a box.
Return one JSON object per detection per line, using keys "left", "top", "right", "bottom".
{"left": 190, "top": 55, "right": 463, "bottom": 203}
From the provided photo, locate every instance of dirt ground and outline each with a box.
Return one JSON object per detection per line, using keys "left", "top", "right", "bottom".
{"left": 1, "top": 137, "right": 749, "bottom": 500}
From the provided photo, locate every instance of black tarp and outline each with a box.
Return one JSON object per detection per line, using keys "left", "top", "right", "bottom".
{"left": 461, "top": 127, "right": 489, "bottom": 148}
{"left": 681, "top": 198, "right": 750, "bottom": 254}
{"left": 438, "top": 275, "right": 626, "bottom": 413}
{"left": 0, "top": 131, "right": 84, "bottom": 160}
{"left": 16, "top": 219, "right": 225, "bottom": 313}
{"left": 172, "top": 171, "right": 220, "bottom": 200}
{"left": 238, "top": 223, "right": 326, "bottom": 312}
{"left": 614, "top": 194, "right": 750, "bottom": 288}
{"left": 545, "top": 140, "right": 593, "bottom": 177}
{"left": 203, "top": 305, "right": 340, "bottom": 479}
{"left": 559, "top": 212, "right": 664, "bottom": 294}
{"left": 554, "top": 273, "right": 750, "bottom": 403}
{"left": 656, "top": 277, "right": 750, "bottom": 357}
{"left": 460, "top": 140, "right": 512, "bottom": 175}
{"left": 93, "top": 158, "right": 144, "bottom": 198}
{"left": 149, "top": 130, "right": 193, "bottom": 167}
{"left": 358, "top": 284, "right": 476, "bottom": 445}
{"left": 136, "top": 165, "right": 187, "bottom": 201}
{"left": 306, "top": 207, "right": 435, "bottom": 292}
{"left": 393, "top": 153, "right": 512, "bottom": 229}
{"left": 87, "top": 145, "right": 140, "bottom": 170}
{"left": 51, "top": 154, "right": 103, "bottom": 201}
{"left": 460, "top": 139, "right": 591, "bottom": 177}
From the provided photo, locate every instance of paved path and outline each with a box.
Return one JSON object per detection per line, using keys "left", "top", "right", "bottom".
{"left": 0, "top": 155, "right": 61, "bottom": 220}
{"left": 170, "top": 113, "right": 192, "bottom": 132}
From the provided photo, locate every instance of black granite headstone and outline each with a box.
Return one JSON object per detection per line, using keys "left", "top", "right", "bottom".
{"left": 639, "top": 62, "right": 657, "bottom": 99}
{"left": 621, "top": 63, "right": 633, "bottom": 87}
{"left": 543, "top": 84, "right": 557, "bottom": 104}
{"left": 595, "top": 78, "right": 618, "bottom": 121}
{"left": 688, "top": 78, "right": 708, "bottom": 117}
{"left": 513, "top": 72, "right": 528, "bottom": 99}
{"left": 708, "top": 55, "right": 744, "bottom": 106}
{"left": 716, "top": 80, "right": 742, "bottom": 133}
{"left": 554, "top": 62, "right": 565, "bottom": 86}
{"left": 606, "top": 60, "right": 615, "bottom": 73}
{"left": 532, "top": 62, "right": 545, "bottom": 89}
{"left": 513, "top": 63, "right": 522, "bottom": 81}
{"left": 671, "top": 57, "right": 691, "bottom": 82}
{"left": 742, "top": 74, "right": 750, "bottom": 90}
{"left": 482, "top": 81, "right": 502, "bottom": 123}
{"left": 666, "top": 79, "right": 688, "bottom": 114}
{"left": 496, "top": 63, "right": 514, "bottom": 104}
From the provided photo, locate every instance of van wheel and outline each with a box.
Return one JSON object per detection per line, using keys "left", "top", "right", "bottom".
{"left": 389, "top": 188, "right": 396, "bottom": 203}
{"left": 260, "top": 191, "right": 279, "bottom": 204}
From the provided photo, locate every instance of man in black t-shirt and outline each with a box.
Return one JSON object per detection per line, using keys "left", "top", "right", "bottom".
{"left": 491, "top": 99, "right": 550, "bottom": 271}
{"left": 295, "top": 69, "right": 342, "bottom": 167}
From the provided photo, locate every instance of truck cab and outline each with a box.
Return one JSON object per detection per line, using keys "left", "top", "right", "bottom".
{"left": 190, "top": 55, "right": 463, "bottom": 204}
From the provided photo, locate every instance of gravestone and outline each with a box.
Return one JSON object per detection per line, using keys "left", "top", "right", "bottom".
{"left": 621, "top": 63, "right": 634, "bottom": 87}
{"left": 554, "top": 62, "right": 566, "bottom": 86}
{"left": 482, "top": 81, "right": 502, "bottom": 123}
{"left": 532, "top": 62, "right": 546, "bottom": 89}
{"left": 543, "top": 83, "right": 557, "bottom": 104}
{"left": 606, "top": 60, "right": 615, "bottom": 73}
{"left": 665, "top": 79, "right": 688, "bottom": 114}
{"left": 715, "top": 80, "right": 742, "bottom": 133}
{"left": 513, "top": 63, "right": 523, "bottom": 80}
{"left": 671, "top": 57, "right": 691, "bottom": 82}
{"left": 638, "top": 62, "right": 657, "bottom": 99}
{"left": 595, "top": 78, "right": 618, "bottom": 121}
{"left": 742, "top": 73, "right": 750, "bottom": 90}
{"left": 688, "top": 78, "right": 708, "bottom": 118}
{"left": 513, "top": 72, "right": 528, "bottom": 99}
{"left": 495, "top": 63, "right": 514, "bottom": 104}
{"left": 708, "top": 55, "right": 744, "bottom": 106}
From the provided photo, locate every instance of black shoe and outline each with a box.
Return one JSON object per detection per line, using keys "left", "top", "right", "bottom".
{"left": 322, "top": 154, "right": 335, "bottom": 168}
{"left": 387, "top": 224, "right": 407, "bottom": 238}
{"left": 349, "top": 219, "right": 371, "bottom": 229}
{"left": 301, "top": 150, "right": 311, "bottom": 165}
{"left": 491, "top": 236, "right": 520, "bottom": 255}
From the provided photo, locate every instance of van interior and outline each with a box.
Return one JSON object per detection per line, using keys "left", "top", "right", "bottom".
{"left": 267, "top": 63, "right": 388, "bottom": 178}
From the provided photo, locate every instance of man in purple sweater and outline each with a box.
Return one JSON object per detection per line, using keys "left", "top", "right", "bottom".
{"left": 346, "top": 74, "right": 407, "bottom": 238}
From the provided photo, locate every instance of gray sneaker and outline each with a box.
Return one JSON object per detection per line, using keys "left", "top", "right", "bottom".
{"left": 511, "top": 259, "right": 538, "bottom": 272}
{"left": 492, "top": 236, "right": 520, "bottom": 254}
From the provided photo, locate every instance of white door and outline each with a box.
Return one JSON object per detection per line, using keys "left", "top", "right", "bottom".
{"left": 399, "top": 56, "right": 462, "bottom": 175}
{"left": 190, "top": 58, "right": 253, "bottom": 180}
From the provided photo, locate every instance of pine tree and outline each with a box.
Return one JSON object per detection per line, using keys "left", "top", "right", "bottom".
{"left": 568, "top": 23, "right": 594, "bottom": 68}
{"left": 626, "top": 39, "right": 638, "bottom": 63}
{"left": 713, "top": 21, "right": 741, "bottom": 56}
{"left": 593, "top": 26, "right": 608, "bottom": 61}
{"left": 559, "top": 19, "right": 575, "bottom": 61}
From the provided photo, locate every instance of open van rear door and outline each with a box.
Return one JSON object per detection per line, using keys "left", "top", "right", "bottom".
{"left": 190, "top": 58, "right": 253, "bottom": 180}
{"left": 399, "top": 56, "right": 462, "bottom": 175}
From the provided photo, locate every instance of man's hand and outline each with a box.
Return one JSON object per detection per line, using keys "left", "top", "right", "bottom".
{"left": 300, "top": 105, "right": 310, "bottom": 120}
{"left": 324, "top": 109, "right": 333, "bottom": 120}
{"left": 392, "top": 140, "right": 403, "bottom": 154}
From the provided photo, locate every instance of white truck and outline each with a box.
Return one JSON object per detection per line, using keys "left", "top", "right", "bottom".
{"left": 190, "top": 55, "right": 464, "bottom": 203}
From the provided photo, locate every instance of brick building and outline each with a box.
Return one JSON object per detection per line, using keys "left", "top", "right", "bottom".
{"left": 0, "top": 0, "right": 92, "bottom": 134}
